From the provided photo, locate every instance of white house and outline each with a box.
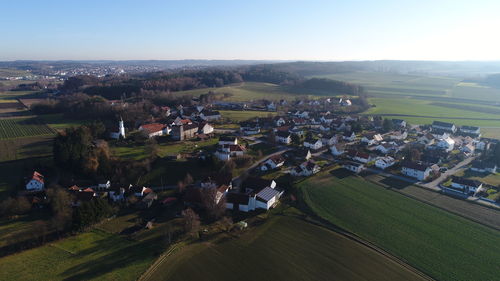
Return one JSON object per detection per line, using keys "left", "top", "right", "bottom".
{"left": 291, "top": 161, "right": 320, "bottom": 177}
{"left": 375, "top": 142, "right": 399, "bottom": 154}
{"left": 139, "top": 123, "right": 169, "bottom": 138}
{"left": 432, "top": 121, "right": 456, "bottom": 133}
{"left": 274, "top": 117, "right": 286, "bottom": 127}
{"left": 388, "top": 130, "right": 408, "bottom": 141}
{"left": 460, "top": 125, "right": 480, "bottom": 136}
{"left": 303, "top": 138, "right": 323, "bottom": 150}
{"left": 199, "top": 110, "right": 221, "bottom": 121}
{"left": 470, "top": 160, "right": 497, "bottom": 173}
{"left": 347, "top": 150, "right": 372, "bottom": 163}
{"left": 26, "top": 171, "right": 44, "bottom": 191}
{"left": 343, "top": 161, "right": 365, "bottom": 173}
{"left": 375, "top": 156, "right": 396, "bottom": 170}
{"left": 198, "top": 122, "right": 214, "bottom": 135}
{"left": 401, "top": 162, "right": 435, "bottom": 181}
{"left": 321, "top": 134, "right": 338, "bottom": 146}
{"left": 330, "top": 144, "right": 345, "bottom": 156}
{"left": 226, "top": 181, "right": 283, "bottom": 212}
{"left": 275, "top": 131, "right": 292, "bottom": 144}
{"left": 343, "top": 131, "right": 356, "bottom": 141}
{"left": 240, "top": 122, "right": 260, "bottom": 135}
{"left": 460, "top": 143, "right": 475, "bottom": 155}
{"left": 215, "top": 144, "right": 246, "bottom": 161}
{"left": 418, "top": 134, "right": 436, "bottom": 146}
{"left": 339, "top": 98, "right": 352, "bottom": 106}
{"left": 361, "top": 133, "right": 383, "bottom": 145}
{"left": 260, "top": 155, "right": 285, "bottom": 171}
{"left": 450, "top": 177, "right": 483, "bottom": 194}
{"left": 219, "top": 136, "right": 238, "bottom": 146}
{"left": 437, "top": 136, "right": 455, "bottom": 152}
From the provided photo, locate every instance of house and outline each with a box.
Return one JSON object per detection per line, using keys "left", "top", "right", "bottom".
{"left": 450, "top": 176, "right": 483, "bottom": 194}
{"left": 96, "top": 180, "right": 111, "bottom": 191}
{"left": 275, "top": 131, "right": 292, "bottom": 144}
{"left": 460, "top": 143, "right": 475, "bottom": 155}
{"left": 475, "top": 140, "right": 489, "bottom": 151}
{"left": 26, "top": 171, "right": 44, "bottom": 191}
{"left": 347, "top": 149, "right": 372, "bottom": 163}
{"left": 388, "top": 130, "right": 408, "bottom": 141}
{"left": 330, "top": 144, "right": 345, "bottom": 156}
{"left": 418, "top": 133, "right": 436, "bottom": 146}
{"left": 375, "top": 142, "right": 399, "bottom": 154}
{"left": 303, "top": 137, "right": 323, "bottom": 150}
{"left": 321, "top": 134, "right": 337, "bottom": 146}
{"left": 392, "top": 119, "right": 407, "bottom": 128}
{"left": 470, "top": 160, "right": 497, "bottom": 173}
{"left": 432, "top": 121, "right": 456, "bottom": 133}
{"left": 274, "top": 117, "right": 286, "bottom": 127}
{"left": 375, "top": 156, "right": 396, "bottom": 170}
{"left": 138, "top": 192, "right": 158, "bottom": 209}
{"left": 291, "top": 161, "right": 320, "bottom": 176}
{"left": 342, "top": 161, "right": 365, "bottom": 173}
{"left": 260, "top": 155, "right": 285, "bottom": 171}
{"left": 240, "top": 121, "right": 260, "bottom": 135}
{"left": 343, "top": 131, "right": 356, "bottom": 141}
{"left": 139, "top": 123, "right": 168, "bottom": 138}
{"left": 401, "top": 162, "right": 436, "bottom": 181}
{"left": 215, "top": 144, "right": 246, "bottom": 161}
{"left": 292, "top": 148, "right": 312, "bottom": 161}
{"left": 219, "top": 136, "right": 238, "bottom": 146}
{"left": 199, "top": 110, "right": 221, "bottom": 121}
{"left": 460, "top": 125, "right": 481, "bottom": 136}
{"left": 109, "top": 187, "right": 126, "bottom": 202}
{"left": 290, "top": 126, "right": 304, "bottom": 137}
{"left": 171, "top": 123, "right": 199, "bottom": 141}
{"left": 131, "top": 186, "right": 153, "bottom": 197}
{"left": 361, "top": 132, "right": 383, "bottom": 145}
{"left": 339, "top": 98, "right": 352, "bottom": 106}
{"left": 226, "top": 178, "right": 283, "bottom": 212}
{"left": 436, "top": 136, "right": 455, "bottom": 152}
{"left": 266, "top": 102, "right": 276, "bottom": 111}
{"left": 198, "top": 122, "right": 214, "bottom": 135}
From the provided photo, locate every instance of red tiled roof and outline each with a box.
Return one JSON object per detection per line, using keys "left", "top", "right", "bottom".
{"left": 32, "top": 171, "right": 44, "bottom": 183}
{"left": 140, "top": 123, "right": 166, "bottom": 134}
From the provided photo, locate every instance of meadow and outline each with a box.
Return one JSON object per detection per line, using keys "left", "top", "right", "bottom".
{"left": 0, "top": 135, "right": 53, "bottom": 162}
{"left": 298, "top": 172, "right": 500, "bottom": 281}
{"left": 219, "top": 110, "right": 276, "bottom": 122}
{"left": 143, "top": 215, "right": 427, "bottom": 281}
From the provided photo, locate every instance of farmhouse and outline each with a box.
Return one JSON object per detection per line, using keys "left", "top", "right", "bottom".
{"left": 171, "top": 123, "right": 198, "bottom": 141}
{"left": 432, "top": 121, "right": 456, "bottom": 133}
{"left": 342, "top": 161, "right": 365, "bottom": 173}
{"left": 375, "top": 156, "right": 396, "bottom": 170}
{"left": 26, "top": 171, "right": 44, "bottom": 191}
{"left": 139, "top": 123, "right": 169, "bottom": 138}
{"left": 401, "top": 162, "right": 437, "bottom": 181}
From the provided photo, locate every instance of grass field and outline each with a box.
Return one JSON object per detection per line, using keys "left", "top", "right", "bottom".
{"left": 0, "top": 229, "right": 159, "bottom": 281}
{"left": 144, "top": 215, "right": 427, "bottom": 281}
{"left": 298, "top": 172, "right": 500, "bottom": 281}
{"left": 37, "top": 114, "right": 90, "bottom": 131}
{"left": 0, "top": 117, "right": 55, "bottom": 139}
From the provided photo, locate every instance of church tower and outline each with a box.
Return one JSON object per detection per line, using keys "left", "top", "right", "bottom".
{"left": 119, "top": 117, "right": 125, "bottom": 139}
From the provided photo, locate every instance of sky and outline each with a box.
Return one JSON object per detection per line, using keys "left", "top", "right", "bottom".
{"left": 1, "top": 0, "right": 500, "bottom": 61}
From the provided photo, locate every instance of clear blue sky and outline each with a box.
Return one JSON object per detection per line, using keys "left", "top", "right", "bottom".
{"left": 1, "top": 0, "right": 499, "bottom": 61}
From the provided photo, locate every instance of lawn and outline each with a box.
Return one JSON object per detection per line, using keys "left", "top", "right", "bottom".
{"left": 0, "top": 117, "right": 55, "bottom": 139}
{"left": 0, "top": 229, "right": 160, "bottom": 281}
{"left": 298, "top": 172, "right": 500, "bottom": 281}
{"left": 37, "top": 113, "right": 90, "bottom": 131}
{"left": 144, "top": 216, "right": 427, "bottom": 281}
{"left": 455, "top": 169, "right": 500, "bottom": 186}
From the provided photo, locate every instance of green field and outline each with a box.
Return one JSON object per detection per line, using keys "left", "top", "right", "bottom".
{"left": 298, "top": 172, "right": 500, "bottom": 281}
{"left": 0, "top": 229, "right": 159, "bottom": 281}
{"left": 0, "top": 135, "right": 53, "bottom": 162}
{"left": 37, "top": 113, "right": 90, "bottom": 131}
{"left": 144, "top": 215, "right": 427, "bottom": 281}
{"left": 0, "top": 118, "right": 55, "bottom": 139}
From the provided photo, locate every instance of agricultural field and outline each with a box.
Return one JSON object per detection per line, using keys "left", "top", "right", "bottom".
{"left": 37, "top": 113, "right": 90, "bottom": 131}
{"left": 0, "top": 117, "right": 55, "bottom": 139}
{"left": 0, "top": 229, "right": 159, "bottom": 281}
{"left": 172, "top": 82, "right": 321, "bottom": 102}
{"left": 0, "top": 157, "right": 53, "bottom": 200}
{"left": 143, "top": 216, "right": 427, "bottom": 281}
{"left": 0, "top": 135, "right": 53, "bottom": 162}
{"left": 298, "top": 172, "right": 500, "bottom": 281}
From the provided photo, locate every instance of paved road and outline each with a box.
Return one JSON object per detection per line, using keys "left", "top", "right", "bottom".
{"left": 422, "top": 156, "right": 476, "bottom": 189}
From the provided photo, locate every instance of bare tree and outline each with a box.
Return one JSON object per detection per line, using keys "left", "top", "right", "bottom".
{"left": 182, "top": 208, "right": 200, "bottom": 234}
{"left": 201, "top": 188, "right": 226, "bottom": 221}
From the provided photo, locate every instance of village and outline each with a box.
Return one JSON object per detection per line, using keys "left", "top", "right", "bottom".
{"left": 20, "top": 94, "right": 500, "bottom": 228}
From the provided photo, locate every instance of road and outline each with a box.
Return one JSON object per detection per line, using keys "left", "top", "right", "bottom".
{"left": 422, "top": 156, "right": 476, "bottom": 189}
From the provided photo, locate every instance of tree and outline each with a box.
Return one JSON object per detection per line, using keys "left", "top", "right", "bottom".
{"left": 268, "top": 130, "right": 276, "bottom": 144}
{"left": 382, "top": 118, "right": 394, "bottom": 132}
{"left": 201, "top": 188, "right": 226, "bottom": 221}
{"left": 291, "top": 134, "right": 301, "bottom": 145}
{"left": 182, "top": 208, "right": 200, "bottom": 234}
{"left": 46, "top": 186, "right": 73, "bottom": 233}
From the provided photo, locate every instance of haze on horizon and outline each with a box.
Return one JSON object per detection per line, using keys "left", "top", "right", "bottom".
{"left": 1, "top": 0, "right": 500, "bottom": 61}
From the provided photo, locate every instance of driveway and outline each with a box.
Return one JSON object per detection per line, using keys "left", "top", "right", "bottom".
{"left": 422, "top": 156, "right": 476, "bottom": 189}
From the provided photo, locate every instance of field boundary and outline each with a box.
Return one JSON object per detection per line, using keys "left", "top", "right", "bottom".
{"left": 137, "top": 241, "right": 187, "bottom": 281}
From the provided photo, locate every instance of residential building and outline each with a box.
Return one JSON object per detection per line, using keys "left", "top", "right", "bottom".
{"left": 303, "top": 138, "right": 323, "bottom": 150}
{"left": 219, "top": 136, "right": 238, "bottom": 146}
{"left": 450, "top": 176, "right": 483, "bottom": 194}
{"left": 432, "top": 121, "right": 456, "bottom": 133}
{"left": 470, "top": 160, "right": 497, "bottom": 173}
{"left": 139, "top": 123, "right": 169, "bottom": 138}
{"left": 401, "top": 162, "right": 436, "bottom": 181}
{"left": 260, "top": 155, "right": 285, "bottom": 171}
{"left": 375, "top": 156, "right": 396, "bottom": 169}
{"left": 342, "top": 161, "right": 365, "bottom": 173}
{"left": 26, "top": 171, "right": 44, "bottom": 191}
{"left": 275, "top": 131, "right": 292, "bottom": 144}
{"left": 171, "top": 123, "right": 199, "bottom": 141}
{"left": 330, "top": 144, "right": 345, "bottom": 156}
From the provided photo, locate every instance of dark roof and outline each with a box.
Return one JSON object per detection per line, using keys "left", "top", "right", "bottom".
{"left": 219, "top": 136, "right": 237, "bottom": 142}
{"left": 451, "top": 176, "right": 482, "bottom": 187}
{"left": 402, "top": 161, "right": 431, "bottom": 171}
{"left": 241, "top": 177, "right": 274, "bottom": 192}
{"left": 461, "top": 125, "right": 480, "bottom": 131}
{"left": 471, "top": 160, "right": 496, "bottom": 169}
{"left": 276, "top": 131, "right": 291, "bottom": 138}
{"left": 226, "top": 192, "right": 249, "bottom": 205}
{"left": 342, "top": 160, "right": 363, "bottom": 167}
{"left": 432, "top": 121, "right": 454, "bottom": 128}
{"left": 256, "top": 187, "right": 280, "bottom": 202}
